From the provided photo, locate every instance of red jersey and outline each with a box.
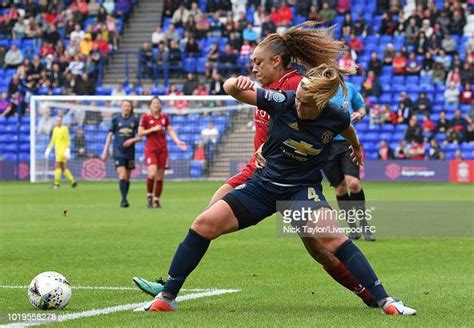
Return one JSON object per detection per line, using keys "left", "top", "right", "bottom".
{"left": 253, "top": 68, "right": 302, "bottom": 151}
{"left": 139, "top": 112, "right": 170, "bottom": 151}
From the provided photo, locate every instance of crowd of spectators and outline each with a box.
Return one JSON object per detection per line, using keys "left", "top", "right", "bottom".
{"left": 0, "top": 0, "right": 133, "bottom": 118}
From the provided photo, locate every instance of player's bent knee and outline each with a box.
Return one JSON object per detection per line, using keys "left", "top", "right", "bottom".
{"left": 191, "top": 214, "right": 223, "bottom": 240}
{"left": 335, "top": 183, "right": 348, "bottom": 196}
{"left": 346, "top": 177, "right": 361, "bottom": 193}
{"left": 319, "top": 236, "right": 348, "bottom": 254}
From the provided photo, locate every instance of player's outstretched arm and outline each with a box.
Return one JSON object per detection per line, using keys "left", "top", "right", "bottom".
{"left": 223, "top": 76, "right": 257, "bottom": 106}
{"left": 340, "top": 125, "right": 364, "bottom": 166}
{"left": 167, "top": 126, "right": 187, "bottom": 150}
{"left": 138, "top": 125, "right": 161, "bottom": 137}
{"left": 101, "top": 132, "right": 113, "bottom": 161}
{"left": 123, "top": 136, "right": 142, "bottom": 148}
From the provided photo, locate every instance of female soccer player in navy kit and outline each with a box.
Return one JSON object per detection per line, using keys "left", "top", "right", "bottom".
{"left": 140, "top": 66, "right": 416, "bottom": 316}
{"left": 101, "top": 100, "right": 141, "bottom": 207}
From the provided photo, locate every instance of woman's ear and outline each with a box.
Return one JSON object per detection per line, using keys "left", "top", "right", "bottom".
{"left": 272, "top": 55, "right": 282, "bottom": 68}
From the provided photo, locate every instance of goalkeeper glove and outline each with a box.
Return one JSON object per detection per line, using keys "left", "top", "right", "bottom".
{"left": 44, "top": 147, "right": 51, "bottom": 159}
{"left": 64, "top": 147, "right": 71, "bottom": 160}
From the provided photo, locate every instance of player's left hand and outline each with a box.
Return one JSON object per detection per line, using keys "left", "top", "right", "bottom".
{"left": 64, "top": 147, "right": 71, "bottom": 160}
{"left": 177, "top": 141, "right": 187, "bottom": 150}
{"left": 235, "top": 76, "right": 255, "bottom": 91}
{"left": 123, "top": 139, "right": 135, "bottom": 148}
{"left": 349, "top": 144, "right": 364, "bottom": 166}
{"left": 351, "top": 112, "right": 364, "bottom": 123}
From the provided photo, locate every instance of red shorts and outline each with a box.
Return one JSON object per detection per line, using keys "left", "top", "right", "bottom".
{"left": 145, "top": 148, "right": 168, "bottom": 168}
{"left": 226, "top": 156, "right": 257, "bottom": 187}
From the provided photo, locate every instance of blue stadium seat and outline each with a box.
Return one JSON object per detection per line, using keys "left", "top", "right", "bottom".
{"left": 183, "top": 57, "right": 197, "bottom": 73}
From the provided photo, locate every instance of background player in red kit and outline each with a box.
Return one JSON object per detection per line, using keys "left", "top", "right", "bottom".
{"left": 138, "top": 97, "right": 187, "bottom": 208}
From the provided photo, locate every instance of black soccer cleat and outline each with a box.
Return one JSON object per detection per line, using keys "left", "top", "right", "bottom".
{"left": 147, "top": 196, "right": 153, "bottom": 208}
{"left": 71, "top": 181, "right": 78, "bottom": 188}
{"left": 121, "top": 199, "right": 130, "bottom": 208}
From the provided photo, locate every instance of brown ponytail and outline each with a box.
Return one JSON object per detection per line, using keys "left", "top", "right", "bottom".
{"left": 258, "top": 21, "right": 346, "bottom": 69}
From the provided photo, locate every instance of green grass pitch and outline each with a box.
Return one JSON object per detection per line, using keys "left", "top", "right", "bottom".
{"left": 0, "top": 180, "right": 473, "bottom": 327}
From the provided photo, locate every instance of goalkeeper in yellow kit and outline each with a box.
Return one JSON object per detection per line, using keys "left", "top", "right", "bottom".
{"left": 44, "top": 116, "right": 77, "bottom": 189}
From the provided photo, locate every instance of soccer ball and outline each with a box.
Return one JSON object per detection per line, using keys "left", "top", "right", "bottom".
{"left": 28, "top": 272, "right": 72, "bottom": 310}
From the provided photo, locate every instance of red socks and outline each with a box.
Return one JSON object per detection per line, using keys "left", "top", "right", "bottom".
{"left": 324, "top": 262, "right": 375, "bottom": 305}
{"left": 147, "top": 178, "right": 154, "bottom": 194}
{"left": 154, "top": 180, "right": 163, "bottom": 199}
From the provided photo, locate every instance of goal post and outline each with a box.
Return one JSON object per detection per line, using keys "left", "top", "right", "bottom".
{"left": 29, "top": 95, "right": 255, "bottom": 183}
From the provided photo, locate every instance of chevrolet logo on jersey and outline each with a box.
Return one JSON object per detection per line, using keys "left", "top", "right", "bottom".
{"left": 283, "top": 139, "right": 321, "bottom": 156}
{"left": 289, "top": 122, "right": 298, "bottom": 130}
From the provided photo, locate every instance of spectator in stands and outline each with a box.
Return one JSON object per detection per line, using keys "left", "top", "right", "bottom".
{"left": 441, "top": 34, "right": 457, "bottom": 55}
{"left": 436, "top": 50, "right": 452, "bottom": 72}
{"left": 6, "top": 91, "right": 24, "bottom": 116}
{"left": 12, "top": 16, "right": 27, "bottom": 39}
{"left": 380, "top": 11, "right": 397, "bottom": 35}
{"left": 336, "top": 0, "right": 350, "bottom": 14}
{"left": 0, "top": 45, "right": 6, "bottom": 68}
{"left": 405, "top": 116, "right": 422, "bottom": 143}
{"left": 166, "top": 24, "right": 181, "bottom": 44}
{"left": 205, "top": 43, "right": 219, "bottom": 78}
{"left": 243, "top": 23, "right": 258, "bottom": 43}
{"left": 361, "top": 70, "right": 382, "bottom": 97}
{"left": 168, "top": 40, "right": 182, "bottom": 65}
{"left": 383, "top": 43, "right": 395, "bottom": 65}
{"left": 453, "top": 149, "right": 464, "bottom": 161}
{"left": 151, "top": 25, "right": 167, "bottom": 47}
{"left": 37, "top": 111, "right": 54, "bottom": 135}
{"left": 166, "top": 83, "right": 188, "bottom": 114}
{"left": 308, "top": 5, "right": 321, "bottom": 22}
{"left": 367, "top": 52, "right": 382, "bottom": 76}
{"left": 253, "top": 5, "right": 266, "bottom": 26}
{"left": 111, "top": 82, "right": 126, "bottom": 105}
{"left": 444, "top": 82, "right": 460, "bottom": 108}
{"left": 65, "top": 55, "right": 84, "bottom": 76}
{"left": 221, "top": 13, "right": 235, "bottom": 38}
{"left": 465, "top": 123, "right": 474, "bottom": 143}
{"left": 191, "top": 82, "right": 207, "bottom": 96}
{"left": 338, "top": 52, "right": 354, "bottom": 70}
{"left": 228, "top": 32, "right": 242, "bottom": 51}
{"left": 419, "top": 19, "right": 433, "bottom": 38}
{"left": 341, "top": 13, "right": 353, "bottom": 37}
{"left": 276, "top": 3, "right": 292, "bottom": 26}
{"left": 450, "top": 10, "right": 465, "bottom": 35}
{"left": 381, "top": 104, "right": 398, "bottom": 124}
{"left": 422, "top": 114, "right": 435, "bottom": 139}
{"left": 209, "top": 71, "right": 225, "bottom": 95}
{"left": 183, "top": 73, "right": 198, "bottom": 95}
{"left": 378, "top": 140, "right": 393, "bottom": 160}
{"left": 392, "top": 51, "right": 407, "bottom": 75}
{"left": 428, "top": 139, "right": 442, "bottom": 160}
{"left": 435, "top": 110, "right": 450, "bottom": 134}
{"left": 446, "top": 126, "right": 463, "bottom": 144}
{"left": 348, "top": 33, "right": 363, "bottom": 57}
{"left": 413, "top": 92, "right": 432, "bottom": 114}
{"left": 172, "top": 4, "right": 190, "bottom": 27}
{"left": 397, "top": 92, "right": 413, "bottom": 124}
{"left": 406, "top": 52, "right": 421, "bottom": 75}
{"left": 405, "top": 17, "right": 419, "bottom": 45}
{"left": 394, "top": 140, "right": 409, "bottom": 159}
{"left": 427, "top": 34, "right": 441, "bottom": 56}
{"left": 369, "top": 104, "right": 382, "bottom": 124}
{"left": 353, "top": 12, "right": 370, "bottom": 36}
{"left": 189, "top": 2, "right": 202, "bottom": 17}
{"left": 451, "top": 109, "right": 468, "bottom": 133}
{"left": 0, "top": 92, "right": 10, "bottom": 117}
{"left": 261, "top": 15, "right": 276, "bottom": 37}
{"left": 408, "top": 140, "right": 425, "bottom": 160}
{"left": 4, "top": 44, "right": 23, "bottom": 69}
{"left": 414, "top": 33, "right": 428, "bottom": 56}
{"left": 80, "top": 34, "right": 93, "bottom": 56}
{"left": 201, "top": 121, "right": 219, "bottom": 162}
{"left": 421, "top": 52, "right": 434, "bottom": 76}
{"left": 74, "top": 72, "right": 95, "bottom": 95}
{"left": 431, "top": 62, "right": 446, "bottom": 86}
{"left": 138, "top": 42, "right": 154, "bottom": 79}
{"left": 446, "top": 67, "right": 461, "bottom": 88}
{"left": 460, "top": 82, "right": 473, "bottom": 105}
{"left": 73, "top": 127, "right": 87, "bottom": 159}
{"left": 220, "top": 44, "right": 238, "bottom": 68}
{"left": 185, "top": 36, "right": 200, "bottom": 58}
{"left": 70, "top": 23, "right": 85, "bottom": 42}
{"left": 319, "top": 2, "right": 336, "bottom": 23}
{"left": 195, "top": 12, "right": 210, "bottom": 39}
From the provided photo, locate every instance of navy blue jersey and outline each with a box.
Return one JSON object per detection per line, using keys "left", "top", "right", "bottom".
{"left": 255, "top": 88, "right": 350, "bottom": 185}
{"left": 109, "top": 113, "right": 140, "bottom": 159}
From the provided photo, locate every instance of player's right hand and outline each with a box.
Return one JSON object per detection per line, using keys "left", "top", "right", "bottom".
{"left": 235, "top": 76, "right": 255, "bottom": 91}
{"left": 255, "top": 143, "right": 266, "bottom": 169}
{"left": 151, "top": 124, "right": 162, "bottom": 132}
{"left": 100, "top": 152, "right": 107, "bottom": 162}
{"left": 349, "top": 144, "right": 364, "bottom": 166}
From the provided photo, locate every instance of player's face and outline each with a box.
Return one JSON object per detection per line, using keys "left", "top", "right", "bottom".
{"left": 251, "top": 46, "right": 279, "bottom": 87}
{"left": 150, "top": 98, "right": 161, "bottom": 115}
{"left": 56, "top": 116, "right": 62, "bottom": 126}
{"left": 295, "top": 84, "right": 316, "bottom": 120}
{"left": 121, "top": 101, "right": 132, "bottom": 117}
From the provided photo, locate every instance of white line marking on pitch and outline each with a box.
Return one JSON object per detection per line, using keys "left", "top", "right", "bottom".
{"left": 0, "top": 285, "right": 210, "bottom": 292}
{"left": 0, "top": 289, "right": 240, "bottom": 328}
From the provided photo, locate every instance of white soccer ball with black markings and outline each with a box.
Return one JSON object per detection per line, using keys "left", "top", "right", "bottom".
{"left": 28, "top": 272, "right": 72, "bottom": 310}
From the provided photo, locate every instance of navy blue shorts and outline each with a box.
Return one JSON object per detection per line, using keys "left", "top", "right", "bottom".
{"left": 114, "top": 157, "right": 135, "bottom": 170}
{"left": 222, "top": 178, "right": 330, "bottom": 230}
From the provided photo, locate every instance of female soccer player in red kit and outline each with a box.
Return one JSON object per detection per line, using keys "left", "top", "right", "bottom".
{"left": 138, "top": 97, "right": 187, "bottom": 208}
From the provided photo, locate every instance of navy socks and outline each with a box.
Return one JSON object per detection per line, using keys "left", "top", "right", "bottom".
{"left": 335, "top": 240, "right": 388, "bottom": 302}
{"left": 163, "top": 229, "right": 211, "bottom": 298}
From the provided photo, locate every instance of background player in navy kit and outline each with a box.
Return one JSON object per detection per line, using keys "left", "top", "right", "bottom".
{"left": 141, "top": 65, "right": 416, "bottom": 316}
{"left": 101, "top": 100, "right": 141, "bottom": 207}
{"left": 325, "top": 82, "right": 375, "bottom": 241}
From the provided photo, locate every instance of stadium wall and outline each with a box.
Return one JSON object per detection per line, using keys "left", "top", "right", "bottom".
{"left": 2, "top": 159, "right": 473, "bottom": 183}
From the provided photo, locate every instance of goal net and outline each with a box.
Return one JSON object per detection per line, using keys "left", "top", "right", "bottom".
{"left": 29, "top": 95, "right": 255, "bottom": 183}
